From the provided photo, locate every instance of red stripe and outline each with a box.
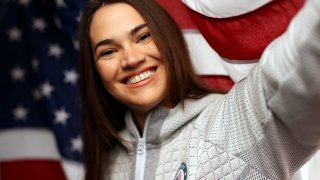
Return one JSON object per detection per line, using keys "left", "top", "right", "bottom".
{"left": 156, "top": 0, "right": 197, "bottom": 29}
{"left": 1, "top": 160, "right": 66, "bottom": 180}
{"left": 188, "top": 0, "right": 305, "bottom": 60}
{"left": 200, "top": 75, "right": 234, "bottom": 92}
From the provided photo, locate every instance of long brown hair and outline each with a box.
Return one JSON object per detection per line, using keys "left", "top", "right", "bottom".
{"left": 79, "top": 0, "right": 219, "bottom": 179}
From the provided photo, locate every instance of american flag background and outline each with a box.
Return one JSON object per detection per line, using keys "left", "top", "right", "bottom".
{"left": 0, "top": 0, "right": 319, "bottom": 179}
{"left": 0, "top": 0, "right": 86, "bottom": 179}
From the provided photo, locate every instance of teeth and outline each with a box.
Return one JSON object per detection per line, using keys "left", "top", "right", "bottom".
{"left": 126, "top": 70, "right": 155, "bottom": 85}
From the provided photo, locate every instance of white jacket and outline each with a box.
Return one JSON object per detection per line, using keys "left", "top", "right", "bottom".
{"left": 104, "top": 0, "right": 320, "bottom": 179}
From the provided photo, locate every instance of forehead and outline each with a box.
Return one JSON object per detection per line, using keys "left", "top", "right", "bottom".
{"left": 89, "top": 3, "right": 146, "bottom": 42}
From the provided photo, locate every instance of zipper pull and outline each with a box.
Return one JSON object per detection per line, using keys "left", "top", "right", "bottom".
{"left": 137, "top": 138, "right": 144, "bottom": 155}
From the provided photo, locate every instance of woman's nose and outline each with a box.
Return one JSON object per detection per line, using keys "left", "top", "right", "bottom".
{"left": 121, "top": 46, "right": 145, "bottom": 69}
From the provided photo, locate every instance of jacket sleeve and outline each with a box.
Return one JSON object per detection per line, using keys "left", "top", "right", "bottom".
{"left": 259, "top": 0, "right": 320, "bottom": 146}
{"left": 203, "top": 0, "right": 319, "bottom": 178}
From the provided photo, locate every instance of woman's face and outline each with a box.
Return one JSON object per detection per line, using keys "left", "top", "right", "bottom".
{"left": 89, "top": 3, "right": 168, "bottom": 115}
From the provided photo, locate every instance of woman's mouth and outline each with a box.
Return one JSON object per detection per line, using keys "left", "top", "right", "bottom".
{"left": 125, "top": 69, "right": 155, "bottom": 85}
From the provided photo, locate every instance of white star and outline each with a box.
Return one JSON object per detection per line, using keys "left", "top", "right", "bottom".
{"left": 48, "top": 44, "right": 64, "bottom": 59}
{"left": 76, "top": 12, "right": 82, "bottom": 22}
{"left": 32, "top": 88, "right": 42, "bottom": 101}
{"left": 32, "top": 18, "right": 47, "bottom": 32}
{"left": 71, "top": 135, "right": 83, "bottom": 153}
{"left": 55, "top": 0, "right": 66, "bottom": 8}
{"left": 54, "top": 108, "right": 70, "bottom": 125}
{"left": 32, "top": 57, "right": 39, "bottom": 71}
{"left": 40, "top": 81, "right": 54, "bottom": 98}
{"left": 73, "top": 39, "right": 79, "bottom": 51}
{"left": 7, "top": 27, "right": 22, "bottom": 42}
{"left": 13, "top": 105, "right": 29, "bottom": 121}
{"left": 64, "top": 69, "right": 79, "bottom": 85}
{"left": 18, "top": 0, "right": 31, "bottom": 7}
{"left": 10, "top": 66, "right": 25, "bottom": 81}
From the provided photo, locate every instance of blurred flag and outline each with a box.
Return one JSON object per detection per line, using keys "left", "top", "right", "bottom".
{"left": 182, "top": 0, "right": 305, "bottom": 82}
{"left": 0, "top": 0, "right": 87, "bottom": 179}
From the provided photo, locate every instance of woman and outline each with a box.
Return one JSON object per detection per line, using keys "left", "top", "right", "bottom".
{"left": 79, "top": 0, "right": 320, "bottom": 179}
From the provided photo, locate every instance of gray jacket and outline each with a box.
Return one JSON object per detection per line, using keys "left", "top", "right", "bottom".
{"left": 104, "top": 0, "right": 320, "bottom": 179}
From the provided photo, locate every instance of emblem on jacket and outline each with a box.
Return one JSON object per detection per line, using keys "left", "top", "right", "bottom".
{"left": 174, "top": 162, "right": 187, "bottom": 180}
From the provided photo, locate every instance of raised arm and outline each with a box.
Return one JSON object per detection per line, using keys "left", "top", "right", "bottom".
{"left": 260, "top": 0, "right": 320, "bottom": 146}
{"left": 203, "top": 1, "right": 319, "bottom": 178}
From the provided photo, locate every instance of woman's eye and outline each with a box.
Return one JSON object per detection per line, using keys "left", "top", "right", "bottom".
{"left": 137, "top": 33, "right": 151, "bottom": 43}
{"left": 100, "top": 49, "right": 116, "bottom": 58}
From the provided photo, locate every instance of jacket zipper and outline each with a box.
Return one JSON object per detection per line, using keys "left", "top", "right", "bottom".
{"left": 133, "top": 118, "right": 149, "bottom": 180}
{"left": 135, "top": 137, "right": 146, "bottom": 180}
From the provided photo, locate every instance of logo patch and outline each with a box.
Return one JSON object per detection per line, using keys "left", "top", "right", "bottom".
{"left": 174, "top": 162, "right": 187, "bottom": 180}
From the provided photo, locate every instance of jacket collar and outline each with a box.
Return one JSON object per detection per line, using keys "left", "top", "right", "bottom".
{"left": 118, "top": 94, "right": 222, "bottom": 151}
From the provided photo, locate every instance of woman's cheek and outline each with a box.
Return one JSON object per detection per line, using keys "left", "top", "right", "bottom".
{"left": 97, "top": 61, "right": 119, "bottom": 82}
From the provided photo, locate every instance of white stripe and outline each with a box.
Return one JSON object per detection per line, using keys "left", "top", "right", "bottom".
{"left": 184, "top": 30, "right": 259, "bottom": 81}
{"left": 62, "top": 159, "right": 85, "bottom": 180}
{"left": 221, "top": 59, "right": 259, "bottom": 83}
{"left": 183, "top": 31, "right": 228, "bottom": 75}
{"left": 0, "top": 128, "right": 61, "bottom": 161}
{"left": 182, "top": 0, "right": 273, "bottom": 18}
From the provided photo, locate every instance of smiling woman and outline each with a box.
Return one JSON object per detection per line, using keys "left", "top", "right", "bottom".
{"left": 79, "top": 0, "right": 214, "bottom": 179}
{"left": 79, "top": 0, "right": 320, "bottom": 180}
{"left": 90, "top": 3, "right": 169, "bottom": 127}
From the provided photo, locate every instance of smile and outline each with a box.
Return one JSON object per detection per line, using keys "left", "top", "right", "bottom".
{"left": 125, "top": 69, "right": 155, "bottom": 85}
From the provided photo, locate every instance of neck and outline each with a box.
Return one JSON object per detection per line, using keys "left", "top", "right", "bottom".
{"left": 132, "top": 110, "right": 148, "bottom": 136}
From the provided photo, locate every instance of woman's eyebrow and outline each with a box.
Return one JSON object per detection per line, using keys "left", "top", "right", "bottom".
{"left": 130, "top": 23, "right": 147, "bottom": 36}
